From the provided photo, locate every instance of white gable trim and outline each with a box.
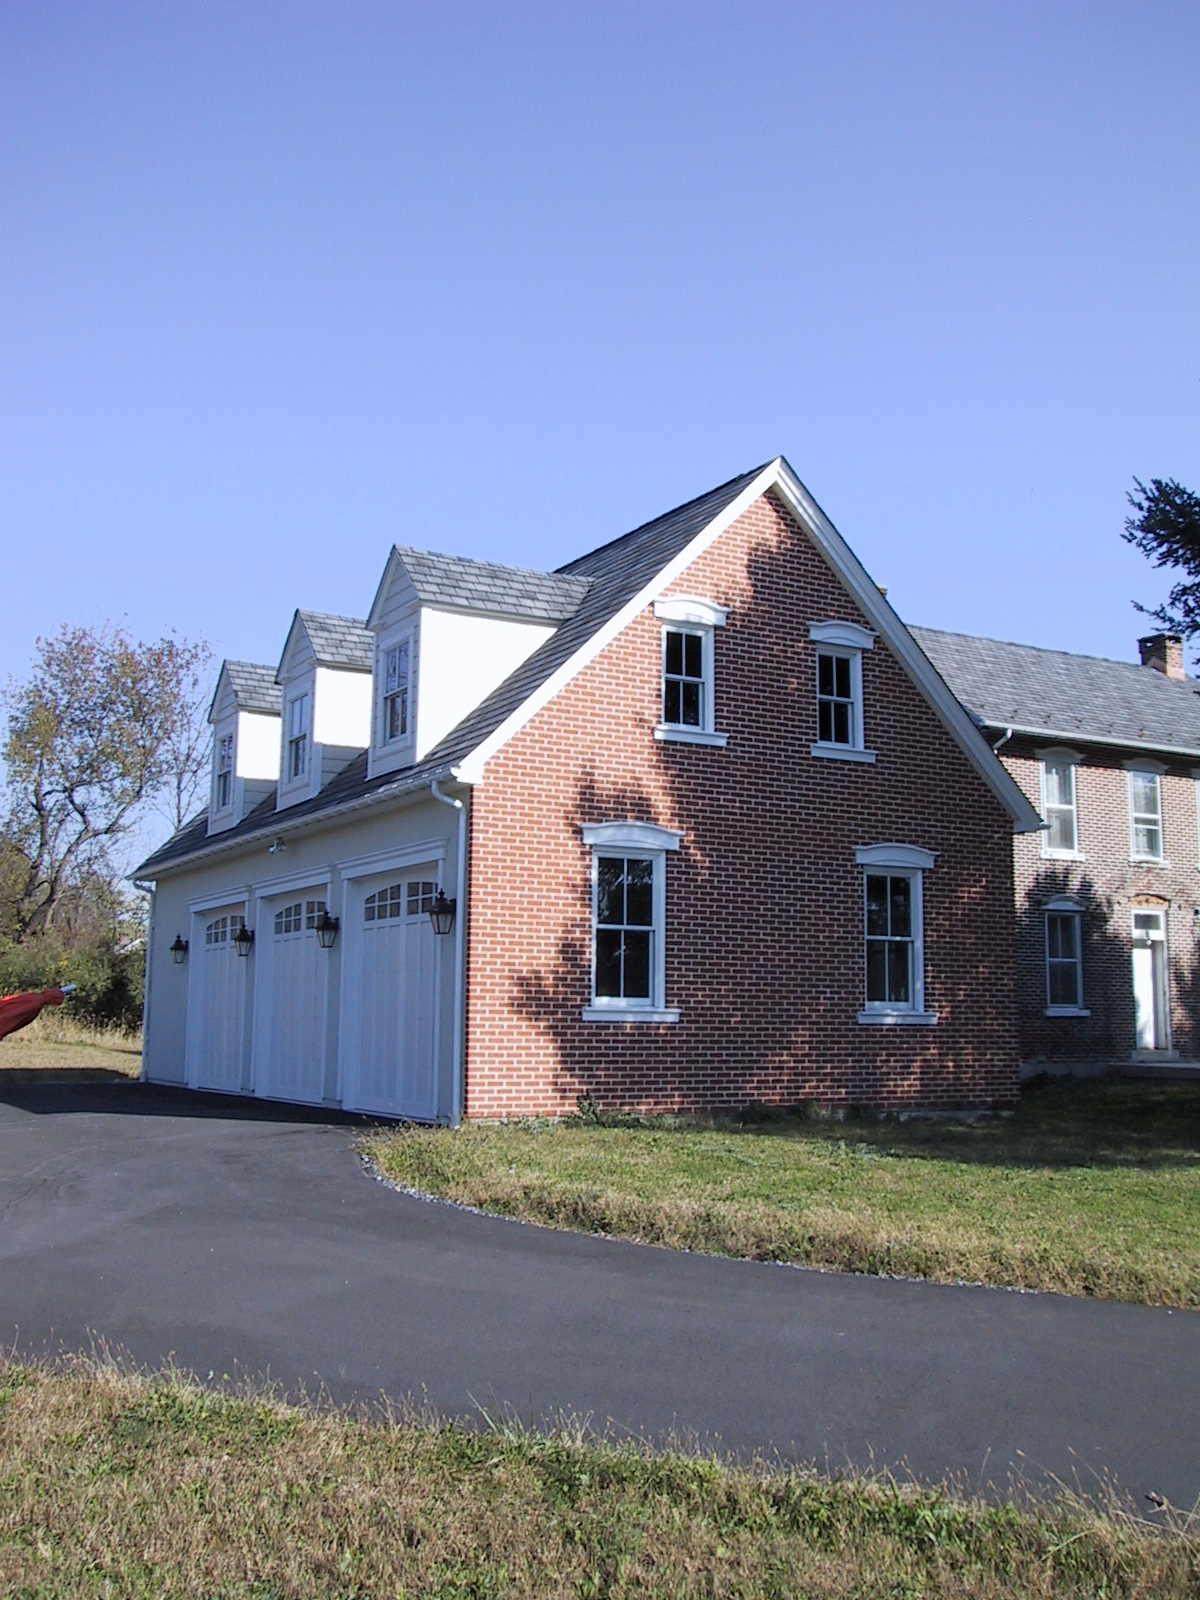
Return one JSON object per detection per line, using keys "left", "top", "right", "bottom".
{"left": 581, "top": 821, "right": 683, "bottom": 851}
{"left": 454, "top": 462, "right": 781, "bottom": 782}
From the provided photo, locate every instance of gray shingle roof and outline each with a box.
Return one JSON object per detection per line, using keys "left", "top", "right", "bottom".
{"left": 296, "top": 611, "right": 373, "bottom": 671}
{"left": 392, "top": 547, "right": 592, "bottom": 622}
{"left": 136, "top": 464, "right": 769, "bottom": 877}
{"left": 222, "top": 661, "right": 281, "bottom": 716}
{"left": 911, "top": 627, "right": 1200, "bottom": 756}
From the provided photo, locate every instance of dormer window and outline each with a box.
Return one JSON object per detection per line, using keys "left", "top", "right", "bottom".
{"left": 214, "top": 733, "right": 234, "bottom": 811}
{"left": 384, "top": 640, "right": 410, "bottom": 742}
{"left": 287, "top": 693, "right": 309, "bottom": 780}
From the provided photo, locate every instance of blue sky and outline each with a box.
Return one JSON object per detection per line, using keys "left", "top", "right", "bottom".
{"left": 3, "top": 0, "right": 1198, "bottom": 699}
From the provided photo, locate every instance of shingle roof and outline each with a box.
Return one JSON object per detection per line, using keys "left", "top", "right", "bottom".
{"left": 911, "top": 627, "right": 1200, "bottom": 756}
{"left": 222, "top": 661, "right": 281, "bottom": 716}
{"left": 137, "top": 464, "right": 767, "bottom": 877}
{"left": 392, "top": 547, "right": 591, "bottom": 622}
{"left": 295, "top": 611, "right": 373, "bottom": 671}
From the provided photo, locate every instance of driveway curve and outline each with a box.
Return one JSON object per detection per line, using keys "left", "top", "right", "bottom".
{"left": 2, "top": 1080, "right": 1197, "bottom": 1508}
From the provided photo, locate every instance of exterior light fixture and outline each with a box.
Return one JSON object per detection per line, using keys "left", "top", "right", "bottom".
{"left": 169, "top": 935, "right": 189, "bottom": 964}
{"left": 429, "top": 890, "right": 456, "bottom": 936}
{"left": 315, "top": 909, "right": 340, "bottom": 949}
{"left": 233, "top": 924, "right": 255, "bottom": 958}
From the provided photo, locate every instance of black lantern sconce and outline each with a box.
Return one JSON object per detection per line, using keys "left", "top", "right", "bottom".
{"left": 315, "top": 909, "right": 340, "bottom": 949}
{"left": 169, "top": 935, "right": 188, "bottom": 964}
{"left": 233, "top": 924, "right": 255, "bottom": 959}
{"left": 429, "top": 889, "right": 456, "bottom": 936}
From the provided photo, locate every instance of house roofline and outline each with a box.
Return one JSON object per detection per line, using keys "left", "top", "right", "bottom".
{"left": 977, "top": 721, "right": 1200, "bottom": 763}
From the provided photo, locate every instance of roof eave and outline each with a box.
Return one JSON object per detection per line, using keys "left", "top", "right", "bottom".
{"left": 976, "top": 720, "right": 1200, "bottom": 763}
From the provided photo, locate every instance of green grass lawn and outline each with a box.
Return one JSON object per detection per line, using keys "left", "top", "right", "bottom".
{"left": 1, "top": 1358, "right": 1194, "bottom": 1599}
{"left": 365, "top": 1079, "right": 1200, "bottom": 1308}
{"left": 0, "top": 1014, "right": 141, "bottom": 1078}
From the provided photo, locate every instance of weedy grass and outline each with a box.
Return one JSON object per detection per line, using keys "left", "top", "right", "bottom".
{"left": 0, "top": 1011, "right": 142, "bottom": 1077}
{"left": 365, "top": 1078, "right": 1200, "bottom": 1307}
{"left": 0, "top": 1355, "right": 1195, "bottom": 1598}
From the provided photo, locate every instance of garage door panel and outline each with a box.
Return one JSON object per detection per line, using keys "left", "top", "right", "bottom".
{"left": 343, "top": 875, "right": 439, "bottom": 1120}
{"left": 254, "top": 897, "right": 329, "bottom": 1106}
{"left": 189, "top": 910, "right": 247, "bottom": 1094}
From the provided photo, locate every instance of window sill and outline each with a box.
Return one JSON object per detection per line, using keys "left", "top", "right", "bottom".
{"left": 1129, "top": 857, "right": 1168, "bottom": 868}
{"left": 1041, "top": 849, "right": 1085, "bottom": 862}
{"left": 811, "top": 743, "right": 876, "bottom": 764}
{"left": 582, "top": 1006, "right": 681, "bottom": 1024}
{"left": 654, "top": 725, "right": 729, "bottom": 748}
{"left": 857, "top": 1010, "right": 939, "bottom": 1026}
{"left": 1045, "top": 1006, "right": 1091, "bottom": 1018}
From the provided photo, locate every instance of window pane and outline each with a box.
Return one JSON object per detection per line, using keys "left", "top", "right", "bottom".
{"left": 663, "top": 680, "right": 682, "bottom": 723}
{"left": 623, "top": 931, "right": 652, "bottom": 998}
{"left": 1132, "top": 772, "right": 1160, "bottom": 815}
{"left": 866, "top": 941, "right": 887, "bottom": 1001}
{"left": 597, "top": 858, "right": 624, "bottom": 924}
{"left": 1047, "top": 808, "right": 1075, "bottom": 852}
{"left": 866, "top": 876, "right": 889, "bottom": 937}
{"left": 683, "top": 633, "right": 703, "bottom": 678}
{"left": 665, "top": 630, "right": 683, "bottom": 676}
{"left": 1135, "top": 822, "right": 1161, "bottom": 858}
{"left": 1047, "top": 914, "right": 1077, "bottom": 962}
{"left": 1049, "top": 962, "right": 1078, "bottom": 1007}
{"left": 818, "top": 700, "right": 833, "bottom": 743}
{"left": 625, "top": 859, "right": 654, "bottom": 925}
{"left": 889, "top": 876, "right": 912, "bottom": 938}
{"left": 834, "top": 656, "right": 851, "bottom": 699}
{"left": 817, "top": 654, "right": 834, "bottom": 697}
{"left": 595, "top": 930, "right": 623, "bottom": 996}
{"left": 887, "top": 941, "right": 911, "bottom": 1004}
{"left": 832, "top": 701, "right": 851, "bottom": 744}
{"left": 680, "top": 680, "right": 701, "bottom": 725}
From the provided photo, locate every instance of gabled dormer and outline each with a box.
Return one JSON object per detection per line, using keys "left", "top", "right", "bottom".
{"left": 275, "top": 611, "right": 373, "bottom": 810}
{"left": 365, "top": 545, "right": 591, "bottom": 779}
{"left": 206, "top": 661, "right": 282, "bottom": 835}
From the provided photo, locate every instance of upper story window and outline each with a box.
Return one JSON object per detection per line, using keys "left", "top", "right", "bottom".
{"left": 653, "top": 597, "right": 729, "bottom": 748}
{"left": 214, "top": 733, "right": 234, "bottom": 811}
{"left": 809, "top": 622, "right": 876, "bottom": 764}
{"left": 1039, "top": 750, "right": 1080, "bottom": 857}
{"left": 854, "top": 844, "right": 938, "bottom": 1025}
{"left": 384, "top": 640, "right": 410, "bottom": 743}
{"left": 1127, "top": 765, "right": 1164, "bottom": 862}
{"left": 287, "top": 693, "right": 309, "bottom": 781}
{"left": 580, "top": 821, "right": 682, "bottom": 1023}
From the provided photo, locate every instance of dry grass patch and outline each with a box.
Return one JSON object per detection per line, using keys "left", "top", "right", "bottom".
{"left": 1, "top": 1356, "right": 1195, "bottom": 1598}
{"left": 0, "top": 1012, "right": 141, "bottom": 1078}
{"left": 365, "top": 1080, "right": 1200, "bottom": 1307}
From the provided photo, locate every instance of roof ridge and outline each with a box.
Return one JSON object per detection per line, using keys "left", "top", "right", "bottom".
{"left": 910, "top": 624, "right": 1184, "bottom": 677}
{"left": 394, "top": 544, "right": 587, "bottom": 586}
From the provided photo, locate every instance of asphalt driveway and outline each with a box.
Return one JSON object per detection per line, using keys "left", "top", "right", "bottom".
{"left": 2, "top": 1079, "right": 1197, "bottom": 1508}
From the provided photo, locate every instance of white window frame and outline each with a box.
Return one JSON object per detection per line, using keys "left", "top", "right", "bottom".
{"left": 1038, "top": 747, "right": 1082, "bottom": 859}
{"left": 1126, "top": 762, "right": 1166, "bottom": 864}
{"left": 581, "top": 821, "right": 682, "bottom": 1022}
{"left": 286, "top": 692, "right": 309, "bottom": 782}
{"left": 809, "top": 621, "right": 876, "bottom": 765}
{"left": 653, "top": 597, "right": 728, "bottom": 748}
{"left": 855, "top": 843, "right": 938, "bottom": 1025}
{"left": 1044, "top": 895, "right": 1089, "bottom": 1017}
{"left": 380, "top": 632, "right": 414, "bottom": 749}
{"left": 213, "top": 729, "right": 235, "bottom": 813}
{"left": 1193, "top": 770, "right": 1200, "bottom": 870}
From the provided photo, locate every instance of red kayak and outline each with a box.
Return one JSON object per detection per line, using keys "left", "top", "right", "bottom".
{"left": 0, "top": 985, "right": 75, "bottom": 1041}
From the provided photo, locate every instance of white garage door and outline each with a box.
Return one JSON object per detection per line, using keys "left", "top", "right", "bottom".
{"left": 254, "top": 896, "right": 329, "bottom": 1106}
{"left": 342, "top": 876, "right": 439, "bottom": 1120}
{"left": 187, "top": 909, "right": 247, "bottom": 1094}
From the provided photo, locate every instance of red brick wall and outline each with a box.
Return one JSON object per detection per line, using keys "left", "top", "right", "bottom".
{"left": 1005, "top": 743, "right": 1200, "bottom": 1062}
{"left": 464, "top": 491, "right": 1021, "bottom": 1117}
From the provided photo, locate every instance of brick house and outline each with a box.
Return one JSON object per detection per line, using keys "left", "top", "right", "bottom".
{"left": 914, "top": 627, "right": 1200, "bottom": 1067}
{"left": 137, "top": 457, "right": 1041, "bottom": 1120}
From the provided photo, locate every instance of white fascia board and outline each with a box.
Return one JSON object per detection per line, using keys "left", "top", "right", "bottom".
{"left": 207, "top": 662, "right": 233, "bottom": 726}
{"left": 772, "top": 460, "right": 1045, "bottom": 836}
{"left": 365, "top": 546, "right": 405, "bottom": 632}
{"left": 275, "top": 611, "right": 314, "bottom": 685}
{"left": 981, "top": 721, "right": 1200, "bottom": 763}
{"left": 454, "top": 460, "right": 784, "bottom": 783}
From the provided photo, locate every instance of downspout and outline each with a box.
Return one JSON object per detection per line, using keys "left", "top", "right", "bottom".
{"left": 431, "top": 779, "right": 469, "bottom": 1127}
{"left": 991, "top": 726, "right": 1013, "bottom": 755}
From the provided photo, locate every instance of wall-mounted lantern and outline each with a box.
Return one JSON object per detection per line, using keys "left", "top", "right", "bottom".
{"left": 169, "top": 935, "right": 189, "bottom": 964}
{"left": 233, "top": 924, "right": 255, "bottom": 958}
{"left": 315, "top": 909, "right": 340, "bottom": 949}
{"left": 429, "top": 890, "right": 456, "bottom": 936}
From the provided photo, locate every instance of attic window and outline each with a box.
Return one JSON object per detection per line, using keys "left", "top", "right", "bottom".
{"left": 384, "top": 641, "right": 410, "bottom": 742}
{"left": 287, "top": 694, "right": 309, "bottom": 780}
{"left": 214, "top": 733, "right": 233, "bottom": 811}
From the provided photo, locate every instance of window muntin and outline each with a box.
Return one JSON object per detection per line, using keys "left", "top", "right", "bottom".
{"left": 865, "top": 873, "right": 914, "bottom": 1007}
{"left": 662, "top": 628, "right": 705, "bottom": 729}
{"left": 1046, "top": 911, "right": 1083, "bottom": 1010}
{"left": 364, "top": 880, "right": 436, "bottom": 923}
{"left": 204, "top": 914, "right": 243, "bottom": 946}
{"left": 287, "top": 694, "right": 309, "bottom": 780}
{"left": 1041, "top": 759, "right": 1078, "bottom": 854}
{"left": 594, "top": 855, "right": 654, "bottom": 1002}
{"left": 273, "top": 898, "right": 325, "bottom": 936}
{"left": 1129, "top": 770, "right": 1163, "bottom": 860}
{"left": 817, "top": 651, "right": 856, "bottom": 747}
{"left": 215, "top": 733, "right": 234, "bottom": 811}
{"left": 384, "top": 641, "right": 410, "bottom": 743}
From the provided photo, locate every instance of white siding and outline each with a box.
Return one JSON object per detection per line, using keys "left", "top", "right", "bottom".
{"left": 312, "top": 666, "right": 372, "bottom": 747}
{"left": 414, "top": 607, "right": 554, "bottom": 761}
{"left": 237, "top": 711, "right": 281, "bottom": 779}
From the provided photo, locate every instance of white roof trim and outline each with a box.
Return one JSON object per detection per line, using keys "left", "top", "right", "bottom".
{"left": 855, "top": 843, "right": 938, "bottom": 871}
{"left": 581, "top": 821, "right": 683, "bottom": 852}
{"left": 454, "top": 461, "right": 781, "bottom": 782}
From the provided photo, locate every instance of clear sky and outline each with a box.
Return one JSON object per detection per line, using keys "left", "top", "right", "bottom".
{"left": 3, "top": 0, "right": 1198, "bottom": 700}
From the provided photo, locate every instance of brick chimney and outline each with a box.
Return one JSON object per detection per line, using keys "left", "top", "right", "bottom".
{"left": 1138, "top": 633, "right": 1186, "bottom": 679}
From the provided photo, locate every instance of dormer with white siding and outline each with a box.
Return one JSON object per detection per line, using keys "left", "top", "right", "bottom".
{"left": 275, "top": 611, "right": 373, "bottom": 810}
{"left": 206, "top": 661, "right": 282, "bottom": 835}
{"left": 365, "top": 546, "right": 591, "bottom": 779}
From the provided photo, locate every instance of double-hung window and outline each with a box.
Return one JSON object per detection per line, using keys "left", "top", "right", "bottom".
{"left": 214, "top": 732, "right": 234, "bottom": 811}
{"left": 287, "top": 693, "right": 309, "bottom": 781}
{"left": 855, "top": 844, "right": 937, "bottom": 1024}
{"left": 581, "top": 822, "right": 682, "bottom": 1022}
{"left": 1039, "top": 751, "right": 1080, "bottom": 856}
{"left": 809, "top": 622, "right": 876, "bottom": 763}
{"left": 654, "top": 597, "right": 729, "bottom": 747}
{"left": 383, "top": 640, "right": 410, "bottom": 743}
{"left": 1127, "top": 765, "right": 1165, "bottom": 862}
{"left": 1044, "top": 897, "right": 1087, "bottom": 1016}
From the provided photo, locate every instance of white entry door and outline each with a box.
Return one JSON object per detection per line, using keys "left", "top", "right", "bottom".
{"left": 1132, "top": 909, "right": 1170, "bottom": 1051}
{"left": 342, "top": 875, "right": 440, "bottom": 1120}
{"left": 187, "top": 909, "right": 247, "bottom": 1093}
{"left": 254, "top": 895, "right": 329, "bottom": 1105}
